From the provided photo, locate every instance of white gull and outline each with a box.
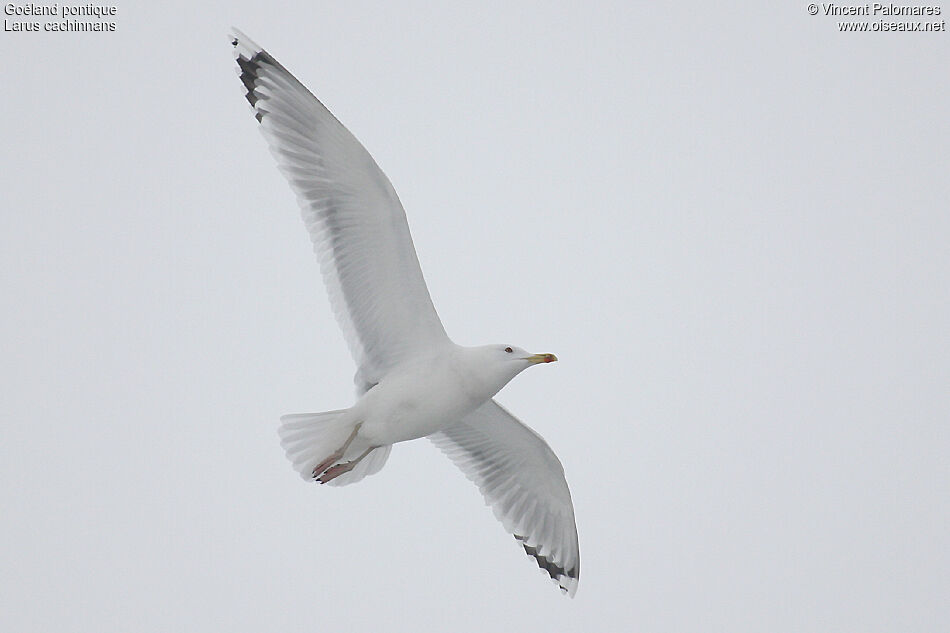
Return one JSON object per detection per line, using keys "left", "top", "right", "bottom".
{"left": 230, "top": 29, "right": 580, "bottom": 596}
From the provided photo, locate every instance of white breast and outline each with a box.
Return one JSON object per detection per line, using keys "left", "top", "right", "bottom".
{"left": 353, "top": 350, "right": 486, "bottom": 445}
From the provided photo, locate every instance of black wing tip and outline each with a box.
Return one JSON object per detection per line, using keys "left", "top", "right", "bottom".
{"left": 230, "top": 30, "right": 272, "bottom": 122}
{"left": 514, "top": 534, "right": 579, "bottom": 595}
{"left": 235, "top": 54, "right": 261, "bottom": 106}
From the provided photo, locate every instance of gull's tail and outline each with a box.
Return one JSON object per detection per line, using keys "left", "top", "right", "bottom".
{"left": 278, "top": 410, "right": 391, "bottom": 487}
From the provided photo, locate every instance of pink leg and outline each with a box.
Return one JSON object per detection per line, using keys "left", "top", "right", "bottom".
{"left": 317, "top": 446, "right": 375, "bottom": 484}
{"left": 311, "top": 423, "right": 362, "bottom": 480}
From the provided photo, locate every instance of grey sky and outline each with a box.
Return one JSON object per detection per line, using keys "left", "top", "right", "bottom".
{"left": 2, "top": 1, "right": 947, "bottom": 631}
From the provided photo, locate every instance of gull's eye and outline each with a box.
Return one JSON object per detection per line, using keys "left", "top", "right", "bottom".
{"left": 504, "top": 347, "right": 513, "bottom": 353}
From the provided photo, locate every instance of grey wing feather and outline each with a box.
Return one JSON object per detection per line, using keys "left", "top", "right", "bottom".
{"left": 230, "top": 29, "right": 449, "bottom": 389}
{"left": 429, "top": 400, "right": 580, "bottom": 596}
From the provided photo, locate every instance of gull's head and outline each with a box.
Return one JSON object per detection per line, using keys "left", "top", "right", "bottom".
{"left": 489, "top": 344, "right": 558, "bottom": 367}
{"left": 460, "top": 344, "right": 558, "bottom": 400}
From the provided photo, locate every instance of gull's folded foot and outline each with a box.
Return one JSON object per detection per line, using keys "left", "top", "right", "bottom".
{"left": 316, "top": 462, "right": 353, "bottom": 484}
{"left": 311, "top": 452, "right": 342, "bottom": 479}
{"left": 316, "top": 446, "right": 374, "bottom": 484}
{"left": 310, "top": 422, "right": 362, "bottom": 481}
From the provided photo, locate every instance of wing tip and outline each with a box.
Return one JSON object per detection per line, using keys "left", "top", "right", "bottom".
{"left": 229, "top": 27, "right": 269, "bottom": 122}
{"left": 515, "top": 534, "right": 580, "bottom": 598}
{"left": 228, "top": 27, "right": 262, "bottom": 58}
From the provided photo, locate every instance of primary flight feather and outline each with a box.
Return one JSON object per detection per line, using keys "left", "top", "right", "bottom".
{"left": 230, "top": 28, "right": 580, "bottom": 596}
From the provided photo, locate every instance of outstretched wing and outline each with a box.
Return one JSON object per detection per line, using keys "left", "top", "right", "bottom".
{"left": 230, "top": 29, "right": 450, "bottom": 388}
{"left": 429, "top": 400, "right": 580, "bottom": 596}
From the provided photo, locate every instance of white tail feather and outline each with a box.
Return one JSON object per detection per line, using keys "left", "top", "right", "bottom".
{"left": 278, "top": 410, "right": 391, "bottom": 486}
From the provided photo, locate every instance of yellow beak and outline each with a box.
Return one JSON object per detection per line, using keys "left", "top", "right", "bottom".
{"left": 525, "top": 353, "right": 558, "bottom": 364}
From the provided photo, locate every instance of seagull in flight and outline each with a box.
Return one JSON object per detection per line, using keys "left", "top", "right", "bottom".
{"left": 230, "top": 29, "right": 579, "bottom": 596}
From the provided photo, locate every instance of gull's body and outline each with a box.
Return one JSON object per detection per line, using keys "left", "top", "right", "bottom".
{"left": 230, "top": 29, "right": 580, "bottom": 596}
{"left": 352, "top": 347, "right": 476, "bottom": 446}
{"left": 306, "top": 345, "right": 536, "bottom": 449}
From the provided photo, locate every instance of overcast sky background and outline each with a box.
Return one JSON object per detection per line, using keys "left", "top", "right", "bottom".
{"left": 2, "top": 2, "right": 948, "bottom": 631}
